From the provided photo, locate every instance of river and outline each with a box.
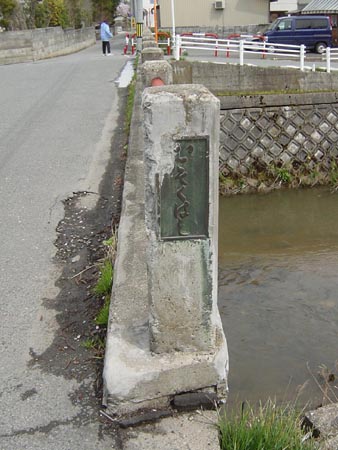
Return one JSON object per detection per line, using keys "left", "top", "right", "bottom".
{"left": 219, "top": 187, "right": 338, "bottom": 408}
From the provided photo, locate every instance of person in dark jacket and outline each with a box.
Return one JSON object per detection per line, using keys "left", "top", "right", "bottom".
{"left": 100, "top": 19, "right": 113, "bottom": 55}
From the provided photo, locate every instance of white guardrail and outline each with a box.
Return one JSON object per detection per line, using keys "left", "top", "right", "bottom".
{"left": 323, "top": 47, "right": 338, "bottom": 73}
{"left": 174, "top": 34, "right": 306, "bottom": 71}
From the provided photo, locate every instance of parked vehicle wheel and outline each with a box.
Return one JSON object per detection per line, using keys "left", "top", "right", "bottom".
{"left": 315, "top": 42, "right": 327, "bottom": 54}
{"left": 267, "top": 45, "right": 275, "bottom": 53}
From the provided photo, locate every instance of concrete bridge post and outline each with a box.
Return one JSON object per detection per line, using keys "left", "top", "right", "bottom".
{"left": 142, "top": 83, "right": 228, "bottom": 394}
{"left": 103, "top": 73, "right": 228, "bottom": 418}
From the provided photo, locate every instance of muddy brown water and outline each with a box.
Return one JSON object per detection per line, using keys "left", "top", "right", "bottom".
{"left": 218, "top": 187, "right": 338, "bottom": 409}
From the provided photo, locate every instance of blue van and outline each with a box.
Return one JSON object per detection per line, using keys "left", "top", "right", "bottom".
{"left": 263, "top": 15, "right": 332, "bottom": 54}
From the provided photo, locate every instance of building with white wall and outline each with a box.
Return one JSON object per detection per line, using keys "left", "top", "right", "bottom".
{"left": 143, "top": 0, "right": 155, "bottom": 27}
{"left": 270, "top": 0, "right": 312, "bottom": 19}
{"left": 157, "top": 0, "right": 270, "bottom": 28}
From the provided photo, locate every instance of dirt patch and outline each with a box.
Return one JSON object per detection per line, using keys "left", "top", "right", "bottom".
{"left": 28, "top": 87, "right": 128, "bottom": 440}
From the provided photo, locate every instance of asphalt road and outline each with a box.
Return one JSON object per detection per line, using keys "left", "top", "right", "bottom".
{"left": 0, "top": 36, "right": 128, "bottom": 449}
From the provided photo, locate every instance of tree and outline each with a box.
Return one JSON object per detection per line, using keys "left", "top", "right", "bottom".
{"left": 116, "top": 2, "right": 129, "bottom": 17}
{"left": 23, "top": 0, "right": 39, "bottom": 29}
{"left": 115, "top": 2, "right": 129, "bottom": 29}
{"left": 91, "top": 0, "right": 119, "bottom": 24}
{"left": 2, "top": 0, "right": 91, "bottom": 28}
{"left": 0, "top": 0, "right": 18, "bottom": 29}
{"left": 43, "top": 0, "right": 69, "bottom": 27}
{"left": 65, "top": 0, "right": 87, "bottom": 28}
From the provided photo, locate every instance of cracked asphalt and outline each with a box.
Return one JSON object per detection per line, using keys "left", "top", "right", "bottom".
{"left": 0, "top": 36, "right": 129, "bottom": 449}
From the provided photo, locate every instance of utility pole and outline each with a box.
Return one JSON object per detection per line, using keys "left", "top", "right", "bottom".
{"left": 171, "top": 0, "right": 176, "bottom": 44}
{"left": 154, "top": 0, "right": 158, "bottom": 42}
{"left": 135, "top": 0, "right": 143, "bottom": 52}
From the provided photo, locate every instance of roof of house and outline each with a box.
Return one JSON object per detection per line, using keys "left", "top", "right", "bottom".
{"left": 302, "top": 0, "right": 338, "bottom": 12}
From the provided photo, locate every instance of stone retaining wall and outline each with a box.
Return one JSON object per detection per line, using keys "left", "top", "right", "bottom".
{"left": 0, "top": 27, "right": 95, "bottom": 65}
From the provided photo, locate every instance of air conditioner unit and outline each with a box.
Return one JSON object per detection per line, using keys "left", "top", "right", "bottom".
{"left": 214, "top": 0, "right": 224, "bottom": 9}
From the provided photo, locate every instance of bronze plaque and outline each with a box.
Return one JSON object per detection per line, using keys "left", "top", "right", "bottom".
{"left": 160, "top": 138, "right": 209, "bottom": 240}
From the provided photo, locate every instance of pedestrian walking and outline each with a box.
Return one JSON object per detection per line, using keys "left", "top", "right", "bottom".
{"left": 100, "top": 18, "right": 113, "bottom": 56}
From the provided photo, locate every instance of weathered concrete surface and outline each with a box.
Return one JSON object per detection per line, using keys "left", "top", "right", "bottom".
{"left": 170, "top": 60, "right": 338, "bottom": 94}
{"left": 122, "top": 410, "right": 220, "bottom": 450}
{"left": 141, "top": 47, "right": 164, "bottom": 63}
{"left": 141, "top": 60, "right": 173, "bottom": 87}
{"left": 305, "top": 403, "right": 338, "bottom": 446}
{"left": 142, "top": 85, "right": 225, "bottom": 355}
{"left": 321, "top": 435, "right": 338, "bottom": 450}
{"left": 218, "top": 91, "right": 338, "bottom": 110}
{"left": 143, "top": 30, "right": 154, "bottom": 40}
{"left": 142, "top": 39, "right": 158, "bottom": 48}
{"left": 0, "top": 27, "right": 95, "bottom": 65}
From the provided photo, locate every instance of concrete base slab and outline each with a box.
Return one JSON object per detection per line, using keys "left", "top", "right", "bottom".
{"left": 103, "top": 323, "right": 228, "bottom": 416}
{"left": 121, "top": 410, "right": 220, "bottom": 450}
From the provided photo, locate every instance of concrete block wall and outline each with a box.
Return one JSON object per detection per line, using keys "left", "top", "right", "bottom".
{"left": 160, "top": 24, "right": 266, "bottom": 38}
{"left": 171, "top": 61, "right": 338, "bottom": 94}
{"left": 0, "top": 27, "right": 95, "bottom": 64}
{"left": 32, "top": 27, "right": 95, "bottom": 60}
{"left": 0, "top": 30, "right": 34, "bottom": 64}
{"left": 219, "top": 93, "right": 338, "bottom": 174}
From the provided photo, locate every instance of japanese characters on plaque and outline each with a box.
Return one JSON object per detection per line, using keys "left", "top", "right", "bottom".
{"left": 160, "top": 138, "right": 209, "bottom": 240}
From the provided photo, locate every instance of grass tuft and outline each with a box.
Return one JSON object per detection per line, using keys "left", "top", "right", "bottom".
{"left": 219, "top": 400, "right": 316, "bottom": 450}
{"left": 95, "top": 296, "right": 110, "bottom": 326}
{"left": 93, "top": 260, "right": 113, "bottom": 296}
{"left": 82, "top": 336, "right": 105, "bottom": 351}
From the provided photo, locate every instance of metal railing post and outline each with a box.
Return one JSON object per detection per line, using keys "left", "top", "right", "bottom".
{"left": 239, "top": 40, "right": 244, "bottom": 66}
{"left": 174, "top": 34, "right": 180, "bottom": 60}
{"left": 326, "top": 47, "right": 331, "bottom": 73}
{"left": 300, "top": 44, "right": 305, "bottom": 71}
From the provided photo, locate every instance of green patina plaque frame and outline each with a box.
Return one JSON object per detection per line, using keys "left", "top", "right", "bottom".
{"left": 159, "top": 137, "right": 209, "bottom": 241}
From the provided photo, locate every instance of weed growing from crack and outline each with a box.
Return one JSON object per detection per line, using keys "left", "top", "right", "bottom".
{"left": 276, "top": 166, "right": 292, "bottom": 184}
{"left": 330, "top": 161, "right": 338, "bottom": 187}
{"left": 82, "top": 336, "right": 105, "bottom": 351}
{"left": 92, "top": 231, "right": 117, "bottom": 329}
{"left": 93, "top": 259, "right": 113, "bottom": 297}
{"left": 95, "top": 297, "right": 110, "bottom": 326}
